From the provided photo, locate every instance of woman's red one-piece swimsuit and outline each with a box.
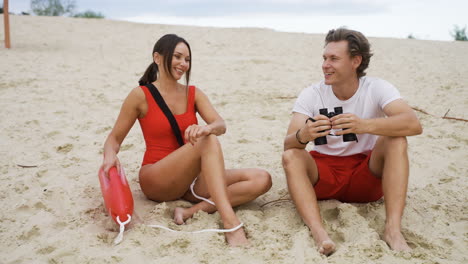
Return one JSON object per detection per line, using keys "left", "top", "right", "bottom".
{"left": 138, "top": 85, "right": 198, "bottom": 166}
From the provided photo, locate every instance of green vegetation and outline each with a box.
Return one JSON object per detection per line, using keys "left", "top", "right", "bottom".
{"left": 31, "top": 0, "right": 75, "bottom": 16}
{"left": 407, "top": 34, "right": 415, "bottom": 39}
{"left": 450, "top": 25, "right": 467, "bottom": 41}
{"left": 73, "top": 10, "right": 104, "bottom": 19}
{"left": 30, "top": 0, "right": 104, "bottom": 18}
{"left": 0, "top": 4, "right": 3, "bottom": 14}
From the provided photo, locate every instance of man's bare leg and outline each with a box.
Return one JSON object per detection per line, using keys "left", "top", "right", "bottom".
{"left": 282, "top": 149, "right": 335, "bottom": 255}
{"left": 369, "top": 136, "right": 411, "bottom": 251}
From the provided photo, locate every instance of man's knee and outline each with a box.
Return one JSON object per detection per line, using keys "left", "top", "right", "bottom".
{"left": 382, "top": 136, "right": 408, "bottom": 152}
{"left": 282, "top": 148, "right": 304, "bottom": 168}
{"left": 372, "top": 137, "right": 408, "bottom": 169}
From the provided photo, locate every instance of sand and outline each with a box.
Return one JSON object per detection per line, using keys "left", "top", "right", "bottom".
{"left": 0, "top": 15, "right": 467, "bottom": 263}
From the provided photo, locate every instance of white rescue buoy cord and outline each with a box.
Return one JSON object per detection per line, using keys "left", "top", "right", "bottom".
{"left": 190, "top": 177, "right": 215, "bottom": 205}
{"left": 112, "top": 178, "right": 243, "bottom": 244}
{"left": 114, "top": 214, "right": 132, "bottom": 245}
{"left": 147, "top": 222, "right": 244, "bottom": 234}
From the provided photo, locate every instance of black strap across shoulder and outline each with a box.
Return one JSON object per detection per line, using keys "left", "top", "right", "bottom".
{"left": 145, "top": 83, "right": 185, "bottom": 147}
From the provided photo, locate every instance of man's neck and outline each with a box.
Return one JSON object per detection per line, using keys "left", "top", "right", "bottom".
{"left": 331, "top": 77, "right": 360, "bottom": 101}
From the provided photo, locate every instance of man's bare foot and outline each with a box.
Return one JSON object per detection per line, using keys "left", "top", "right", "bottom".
{"left": 225, "top": 226, "right": 248, "bottom": 246}
{"left": 383, "top": 228, "right": 411, "bottom": 251}
{"left": 311, "top": 229, "right": 336, "bottom": 256}
{"left": 318, "top": 239, "right": 336, "bottom": 256}
{"left": 173, "top": 207, "right": 187, "bottom": 225}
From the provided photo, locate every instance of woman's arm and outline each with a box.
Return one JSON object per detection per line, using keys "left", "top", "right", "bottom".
{"left": 184, "top": 87, "right": 226, "bottom": 144}
{"left": 101, "top": 87, "right": 145, "bottom": 173}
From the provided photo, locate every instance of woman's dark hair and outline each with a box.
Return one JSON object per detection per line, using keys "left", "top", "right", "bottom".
{"left": 139, "top": 34, "right": 192, "bottom": 85}
{"left": 325, "top": 28, "right": 373, "bottom": 78}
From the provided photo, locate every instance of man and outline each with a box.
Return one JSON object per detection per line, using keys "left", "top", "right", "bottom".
{"left": 282, "top": 28, "right": 422, "bottom": 255}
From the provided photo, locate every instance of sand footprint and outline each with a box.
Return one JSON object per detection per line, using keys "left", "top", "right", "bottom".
{"left": 18, "top": 225, "right": 41, "bottom": 240}
{"left": 36, "top": 245, "right": 57, "bottom": 255}
{"left": 260, "top": 115, "right": 275, "bottom": 120}
{"left": 404, "top": 230, "right": 444, "bottom": 255}
{"left": 355, "top": 201, "right": 385, "bottom": 233}
{"left": 56, "top": 143, "right": 73, "bottom": 154}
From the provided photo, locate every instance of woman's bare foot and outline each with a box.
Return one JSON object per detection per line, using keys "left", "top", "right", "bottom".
{"left": 173, "top": 207, "right": 188, "bottom": 225}
{"left": 383, "top": 228, "right": 411, "bottom": 251}
{"left": 225, "top": 227, "right": 248, "bottom": 247}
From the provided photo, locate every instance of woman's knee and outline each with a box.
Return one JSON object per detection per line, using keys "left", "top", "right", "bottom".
{"left": 201, "top": 134, "right": 220, "bottom": 145}
{"left": 195, "top": 134, "right": 222, "bottom": 153}
{"left": 248, "top": 169, "right": 272, "bottom": 195}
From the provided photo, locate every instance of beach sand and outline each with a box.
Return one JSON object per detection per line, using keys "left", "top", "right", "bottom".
{"left": 0, "top": 15, "right": 467, "bottom": 263}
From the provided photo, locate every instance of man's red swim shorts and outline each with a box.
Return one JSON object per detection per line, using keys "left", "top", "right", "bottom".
{"left": 310, "top": 151, "right": 383, "bottom": 203}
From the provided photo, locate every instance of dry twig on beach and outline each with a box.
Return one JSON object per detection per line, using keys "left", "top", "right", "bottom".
{"left": 412, "top": 107, "right": 468, "bottom": 122}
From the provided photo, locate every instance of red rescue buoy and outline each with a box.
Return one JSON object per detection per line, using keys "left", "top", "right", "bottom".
{"left": 98, "top": 166, "right": 134, "bottom": 226}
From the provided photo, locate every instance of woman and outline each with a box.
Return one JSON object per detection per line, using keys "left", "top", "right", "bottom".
{"left": 100, "top": 34, "right": 272, "bottom": 246}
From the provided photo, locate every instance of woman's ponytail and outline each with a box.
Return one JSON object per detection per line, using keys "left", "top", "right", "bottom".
{"left": 138, "top": 62, "right": 158, "bottom": 86}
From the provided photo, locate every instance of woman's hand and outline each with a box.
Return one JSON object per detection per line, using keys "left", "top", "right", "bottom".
{"left": 184, "top": 124, "right": 213, "bottom": 145}
{"left": 100, "top": 153, "right": 121, "bottom": 178}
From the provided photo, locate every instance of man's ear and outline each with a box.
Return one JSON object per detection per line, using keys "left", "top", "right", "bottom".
{"left": 352, "top": 55, "right": 362, "bottom": 70}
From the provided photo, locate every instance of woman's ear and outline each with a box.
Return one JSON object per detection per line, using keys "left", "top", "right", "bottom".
{"left": 153, "top": 52, "right": 161, "bottom": 65}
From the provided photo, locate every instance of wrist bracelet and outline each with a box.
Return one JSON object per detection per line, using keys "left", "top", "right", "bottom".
{"left": 295, "top": 129, "right": 309, "bottom": 145}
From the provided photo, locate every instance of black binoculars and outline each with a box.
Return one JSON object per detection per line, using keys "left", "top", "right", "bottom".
{"left": 312, "top": 107, "right": 358, "bottom": 145}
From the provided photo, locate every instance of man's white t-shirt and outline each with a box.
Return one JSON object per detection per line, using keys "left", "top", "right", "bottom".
{"left": 293, "top": 76, "right": 401, "bottom": 156}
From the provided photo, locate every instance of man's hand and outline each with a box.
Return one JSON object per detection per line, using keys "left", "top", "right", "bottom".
{"left": 330, "top": 113, "right": 368, "bottom": 135}
{"left": 300, "top": 115, "right": 332, "bottom": 142}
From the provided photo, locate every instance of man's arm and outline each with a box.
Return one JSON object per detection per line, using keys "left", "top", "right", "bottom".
{"left": 284, "top": 112, "right": 332, "bottom": 151}
{"left": 331, "top": 99, "right": 423, "bottom": 137}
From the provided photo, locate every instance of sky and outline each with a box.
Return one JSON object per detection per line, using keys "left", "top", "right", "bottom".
{"left": 6, "top": 0, "right": 468, "bottom": 41}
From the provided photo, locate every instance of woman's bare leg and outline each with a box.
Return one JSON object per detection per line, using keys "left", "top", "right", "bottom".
{"left": 139, "top": 134, "right": 248, "bottom": 246}
{"left": 173, "top": 168, "right": 272, "bottom": 223}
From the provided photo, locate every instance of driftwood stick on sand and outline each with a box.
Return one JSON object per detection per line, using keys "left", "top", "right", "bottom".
{"left": 412, "top": 107, "right": 468, "bottom": 122}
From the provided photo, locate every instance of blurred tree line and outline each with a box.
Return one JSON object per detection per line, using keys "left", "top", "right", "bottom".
{"left": 450, "top": 25, "right": 467, "bottom": 41}
{"left": 29, "top": 0, "right": 104, "bottom": 18}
